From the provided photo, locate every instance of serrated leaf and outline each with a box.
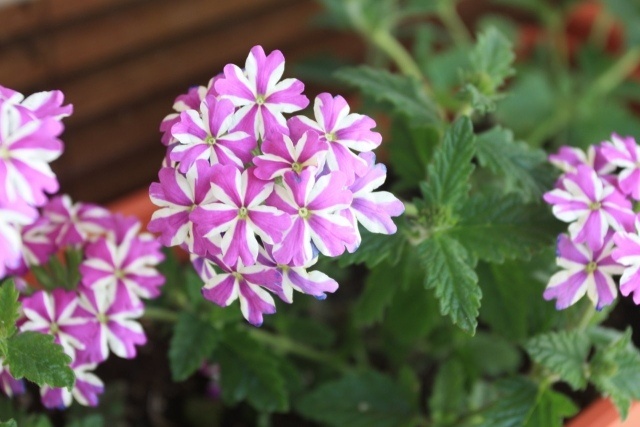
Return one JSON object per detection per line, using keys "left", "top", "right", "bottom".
{"left": 444, "top": 193, "right": 561, "bottom": 263}
{"left": 215, "top": 329, "right": 288, "bottom": 412}
{"left": 335, "top": 66, "right": 440, "bottom": 124}
{"left": 590, "top": 328, "right": 640, "bottom": 419}
{"left": 296, "top": 371, "right": 418, "bottom": 427}
{"left": 169, "top": 312, "right": 219, "bottom": 381}
{"left": 419, "top": 233, "right": 480, "bottom": 334}
{"left": 475, "top": 377, "right": 576, "bottom": 427}
{"left": 6, "top": 332, "right": 74, "bottom": 389}
{"left": 422, "top": 117, "right": 475, "bottom": 211}
{"left": 0, "top": 281, "right": 19, "bottom": 341}
{"left": 475, "top": 126, "right": 551, "bottom": 201}
{"left": 338, "top": 226, "right": 406, "bottom": 268}
{"left": 525, "top": 331, "right": 591, "bottom": 390}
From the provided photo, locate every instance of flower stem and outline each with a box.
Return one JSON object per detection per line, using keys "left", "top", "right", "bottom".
{"left": 248, "top": 328, "right": 351, "bottom": 373}
{"left": 437, "top": 1, "right": 471, "bottom": 47}
{"left": 142, "top": 306, "right": 179, "bottom": 323}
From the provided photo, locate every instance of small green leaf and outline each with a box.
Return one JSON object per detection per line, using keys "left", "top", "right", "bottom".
{"left": 215, "top": 329, "right": 288, "bottom": 412}
{"left": 419, "top": 233, "right": 480, "bottom": 334}
{"left": 296, "top": 371, "right": 418, "bottom": 427}
{"left": 389, "top": 121, "right": 440, "bottom": 190}
{"left": 475, "top": 126, "right": 552, "bottom": 201}
{"left": 422, "top": 116, "right": 475, "bottom": 211}
{"left": 354, "top": 260, "right": 403, "bottom": 327}
{"left": 525, "top": 331, "right": 591, "bottom": 390}
{"left": 461, "top": 332, "right": 521, "bottom": 378}
{"left": 0, "top": 420, "right": 16, "bottom": 427}
{"left": 335, "top": 66, "right": 440, "bottom": 124}
{"left": 338, "top": 227, "right": 406, "bottom": 268}
{"left": 6, "top": 332, "right": 74, "bottom": 389}
{"left": 169, "top": 312, "right": 219, "bottom": 381}
{"left": 429, "top": 359, "right": 467, "bottom": 426}
{"left": 444, "top": 193, "right": 561, "bottom": 263}
{"left": 0, "top": 281, "right": 19, "bottom": 341}
{"left": 590, "top": 328, "right": 640, "bottom": 419}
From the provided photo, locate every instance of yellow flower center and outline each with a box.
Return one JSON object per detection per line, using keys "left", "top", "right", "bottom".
{"left": 298, "top": 207, "right": 310, "bottom": 219}
{"left": 585, "top": 261, "right": 597, "bottom": 273}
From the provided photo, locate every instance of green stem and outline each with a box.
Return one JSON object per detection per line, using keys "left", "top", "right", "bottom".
{"left": 575, "top": 302, "right": 596, "bottom": 332}
{"left": 369, "top": 29, "right": 426, "bottom": 82}
{"left": 248, "top": 328, "right": 351, "bottom": 373}
{"left": 437, "top": 1, "right": 471, "bottom": 47}
{"left": 143, "top": 306, "right": 179, "bottom": 323}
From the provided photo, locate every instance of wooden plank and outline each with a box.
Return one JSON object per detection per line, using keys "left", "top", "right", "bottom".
{"left": 0, "top": 43, "right": 48, "bottom": 89}
{"left": 0, "top": 0, "right": 39, "bottom": 43}
{"left": 58, "top": 0, "right": 318, "bottom": 126}
{"left": 47, "top": 0, "right": 286, "bottom": 78}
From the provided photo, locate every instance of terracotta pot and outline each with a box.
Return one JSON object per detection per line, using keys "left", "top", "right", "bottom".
{"left": 567, "top": 399, "right": 640, "bottom": 427}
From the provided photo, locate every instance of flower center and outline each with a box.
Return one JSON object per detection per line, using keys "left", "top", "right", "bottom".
{"left": 232, "top": 272, "right": 243, "bottom": 280}
{"left": 49, "top": 322, "right": 59, "bottom": 335}
{"left": 298, "top": 207, "right": 310, "bottom": 219}
{"left": 325, "top": 132, "right": 336, "bottom": 142}
{"left": 0, "top": 145, "right": 10, "bottom": 160}
{"left": 97, "top": 313, "right": 108, "bottom": 324}
{"left": 238, "top": 206, "right": 248, "bottom": 219}
{"left": 256, "top": 94, "right": 266, "bottom": 105}
{"left": 589, "top": 201, "right": 602, "bottom": 210}
{"left": 205, "top": 135, "right": 216, "bottom": 146}
{"left": 277, "top": 264, "right": 290, "bottom": 272}
{"left": 115, "top": 269, "right": 126, "bottom": 280}
{"left": 585, "top": 261, "right": 598, "bottom": 273}
{"left": 291, "top": 162, "right": 303, "bottom": 173}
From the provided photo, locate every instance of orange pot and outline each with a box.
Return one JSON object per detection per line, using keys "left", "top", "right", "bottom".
{"left": 567, "top": 399, "right": 640, "bottom": 426}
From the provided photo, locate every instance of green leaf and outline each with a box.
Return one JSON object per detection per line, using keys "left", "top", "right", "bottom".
{"left": 461, "top": 332, "right": 521, "bottom": 378}
{"left": 525, "top": 331, "right": 591, "bottom": 390}
{"left": 0, "top": 281, "right": 19, "bottom": 341}
{"left": 429, "top": 359, "right": 467, "bottom": 426}
{"left": 24, "top": 415, "right": 53, "bottom": 427}
{"left": 0, "top": 420, "right": 16, "bottom": 427}
{"left": 444, "top": 193, "right": 561, "bottom": 263}
{"left": 475, "top": 377, "right": 576, "bottom": 427}
{"left": 338, "top": 227, "right": 406, "bottom": 268}
{"left": 590, "top": 328, "right": 640, "bottom": 419}
{"left": 475, "top": 126, "right": 551, "bottom": 201}
{"left": 422, "top": 117, "right": 475, "bottom": 211}
{"left": 6, "top": 332, "right": 74, "bottom": 389}
{"left": 335, "top": 66, "right": 440, "bottom": 124}
{"left": 354, "top": 260, "right": 402, "bottom": 327}
{"left": 215, "top": 329, "right": 288, "bottom": 412}
{"left": 462, "top": 27, "right": 515, "bottom": 113}
{"left": 169, "top": 312, "right": 219, "bottom": 381}
{"left": 388, "top": 120, "right": 440, "bottom": 190}
{"left": 418, "top": 233, "right": 480, "bottom": 334}
{"left": 296, "top": 371, "right": 418, "bottom": 427}
{"left": 66, "top": 414, "right": 104, "bottom": 427}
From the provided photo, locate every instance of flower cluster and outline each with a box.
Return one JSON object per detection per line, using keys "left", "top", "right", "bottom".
{"left": 0, "top": 85, "right": 164, "bottom": 409}
{"left": 543, "top": 134, "right": 640, "bottom": 309}
{"left": 150, "top": 45, "right": 404, "bottom": 326}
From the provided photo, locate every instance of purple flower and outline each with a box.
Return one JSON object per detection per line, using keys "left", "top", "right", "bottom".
{"left": 0, "top": 85, "right": 72, "bottom": 121}
{"left": 76, "top": 285, "right": 146, "bottom": 362}
{"left": 340, "top": 152, "right": 404, "bottom": 252}
{"left": 0, "top": 100, "right": 64, "bottom": 207}
{"left": 80, "top": 215, "right": 165, "bottom": 306}
{"left": 267, "top": 169, "right": 355, "bottom": 266}
{"left": 41, "top": 355, "right": 104, "bottom": 409}
{"left": 160, "top": 81, "right": 212, "bottom": 146}
{"left": 191, "top": 164, "right": 291, "bottom": 266}
{"left": 600, "top": 134, "right": 640, "bottom": 200}
{"left": 543, "top": 165, "right": 634, "bottom": 250}
{"left": 199, "top": 256, "right": 282, "bottom": 326}
{"left": 257, "top": 245, "right": 338, "bottom": 302}
{"left": 148, "top": 161, "right": 219, "bottom": 255}
{"left": 549, "top": 145, "right": 614, "bottom": 176}
{"left": 544, "top": 233, "right": 622, "bottom": 310}
{"left": 42, "top": 195, "right": 112, "bottom": 248}
{"left": 253, "top": 128, "right": 328, "bottom": 180}
{"left": 289, "top": 93, "right": 382, "bottom": 183}
{"left": 215, "top": 45, "right": 309, "bottom": 139}
{"left": 20, "top": 289, "right": 97, "bottom": 359}
{"left": 0, "top": 201, "right": 37, "bottom": 279}
{"left": 0, "top": 361, "right": 24, "bottom": 398}
{"left": 170, "top": 95, "right": 255, "bottom": 173}
{"left": 612, "top": 216, "right": 640, "bottom": 304}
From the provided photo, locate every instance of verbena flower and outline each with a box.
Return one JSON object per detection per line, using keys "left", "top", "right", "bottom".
{"left": 192, "top": 164, "right": 291, "bottom": 266}
{"left": 544, "top": 233, "right": 622, "bottom": 310}
{"left": 40, "top": 353, "right": 103, "bottom": 409}
{"left": 612, "top": 216, "right": 640, "bottom": 304}
{"left": 215, "top": 45, "right": 308, "bottom": 139}
{"left": 0, "top": 85, "right": 72, "bottom": 121}
{"left": 160, "top": 79, "right": 214, "bottom": 146}
{"left": 199, "top": 255, "right": 282, "bottom": 326}
{"left": 0, "top": 201, "right": 37, "bottom": 279}
{"left": 267, "top": 168, "right": 355, "bottom": 266}
{"left": 253, "top": 127, "right": 328, "bottom": 181}
{"left": 0, "top": 361, "right": 24, "bottom": 398}
{"left": 543, "top": 165, "right": 634, "bottom": 250}
{"left": 549, "top": 145, "right": 614, "bottom": 176}
{"left": 340, "top": 152, "right": 405, "bottom": 252}
{"left": 289, "top": 93, "right": 382, "bottom": 184}
{"left": 170, "top": 95, "right": 254, "bottom": 173}
{"left": 600, "top": 134, "right": 640, "bottom": 200}
{"left": 42, "top": 195, "right": 112, "bottom": 248}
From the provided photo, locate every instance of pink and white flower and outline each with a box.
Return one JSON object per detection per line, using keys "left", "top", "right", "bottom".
{"left": 600, "top": 134, "right": 640, "bottom": 200}
{"left": 253, "top": 128, "right": 328, "bottom": 180}
{"left": 612, "top": 216, "right": 640, "bottom": 304}
{"left": 267, "top": 169, "right": 355, "bottom": 266}
{"left": 0, "top": 201, "right": 37, "bottom": 279}
{"left": 0, "top": 361, "right": 24, "bottom": 398}
{"left": 40, "top": 354, "right": 104, "bottom": 409}
{"left": 215, "top": 45, "right": 309, "bottom": 139}
{"left": 191, "top": 164, "right": 291, "bottom": 266}
{"left": 340, "top": 152, "right": 404, "bottom": 252}
{"left": 160, "top": 79, "right": 214, "bottom": 146}
{"left": 170, "top": 95, "right": 255, "bottom": 172}
{"left": 42, "top": 195, "right": 112, "bottom": 248}
{"left": 543, "top": 165, "right": 634, "bottom": 250}
{"left": 289, "top": 93, "right": 382, "bottom": 183}
{"left": 549, "top": 145, "right": 614, "bottom": 176}
{"left": 0, "top": 85, "right": 72, "bottom": 121}
{"left": 544, "top": 233, "right": 622, "bottom": 310}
